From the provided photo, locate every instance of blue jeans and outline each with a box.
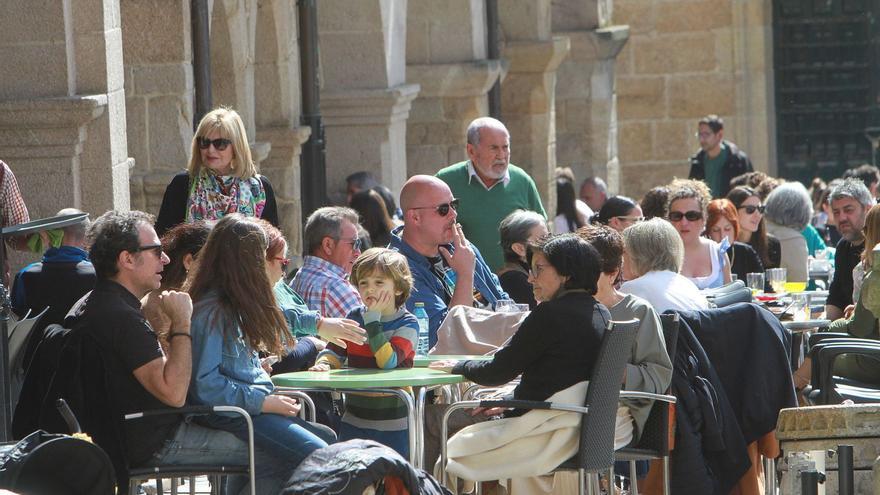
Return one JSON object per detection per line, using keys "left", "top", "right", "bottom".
{"left": 200, "top": 412, "right": 335, "bottom": 494}
{"left": 338, "top": 422, "right": 409, "bottom": 460}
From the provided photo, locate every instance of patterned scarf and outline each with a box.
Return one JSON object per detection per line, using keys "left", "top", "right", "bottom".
{"left": 186, "top": 169, "right": 266, "bottom": 223}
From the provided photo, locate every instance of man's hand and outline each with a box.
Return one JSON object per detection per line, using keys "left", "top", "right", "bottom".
{"left": 428, "top": 359, "right": 459, "bottom": 373}
{"left": 159, "top": 291, "right": 193, "bottom": 331}
{"left": 309, "top": 362, "right": 331, "bottom": 372}
{"left": 843, "top": 304, "right": 855, "bottom": 319}
{"left": 317, "top": 318, "right": 366, "bottom": 348}
{"left": 142, "top": 292, "right": 171, "bottom": 335}
{"left": 439, "top": 223, "right": 475, "bottom": 276}
{"left": 262, "top": 395, "right": 301, "bottom": 417}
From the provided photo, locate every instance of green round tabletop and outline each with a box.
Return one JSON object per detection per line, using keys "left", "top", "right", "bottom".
{"left": 272, "top": 367, "right": 464, "bottom": 389}
{"left": 413, "top": 354, "right": 493, "bottom": 367}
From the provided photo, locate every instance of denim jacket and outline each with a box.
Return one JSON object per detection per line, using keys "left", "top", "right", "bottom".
{"left": 389, "top": 226, "right": 508, "bottom": 346}
{"left": 189, "top": 290, "right": 274, "bottom": 416}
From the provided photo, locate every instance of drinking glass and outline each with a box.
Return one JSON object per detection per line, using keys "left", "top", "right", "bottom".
{"left": 791, "top": 293, "right": 811, "bottom": 322}
{"left": 747, "top": 272, "right": 764, "bottom": 295}
{"left": 766, "top": 268, "right": 787, "bottom": 293}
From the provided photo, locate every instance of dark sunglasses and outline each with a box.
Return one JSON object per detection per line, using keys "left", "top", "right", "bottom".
{"left": 410, "top": 198, "right": 460, "bottom": 217}
{"left": 197, "top": 137, "right": 233, "bottom": 151}
{"left": 668, "top": 210, "right": 703, "bottom": 222}
{"left": 132, "top": 243, "right": 164, "bottom": 257}
{"left": 737, "top": 204, "right": 766, "bottom": 215}
{"left": 336, "top": 237, "right": 363, "bottom": 251}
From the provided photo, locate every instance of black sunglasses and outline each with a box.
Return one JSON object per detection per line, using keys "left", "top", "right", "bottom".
{"left": 668, "top": 210, "right": 703, "bottom": 222}
{"left": 410, "top": 198, "right": 460, "bottom": 217}
{"left": 738, "top": 204, "right": 766, "bottom": 215}
{"left": 132, "top": 243, "right": 164, "bottom": 257}
{"left": 197, "top": 137, "right": 233, "bottom": 151}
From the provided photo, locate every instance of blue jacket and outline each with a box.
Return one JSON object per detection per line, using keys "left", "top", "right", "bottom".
{"left": 388, "top": 226, "right": 508, "bottom": 346}
{"left": 189, "top": 291, "right": 274, "bottom": 416}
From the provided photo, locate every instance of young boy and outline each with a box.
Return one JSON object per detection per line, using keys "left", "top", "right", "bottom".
{"left": 310, "top": 247, "right": 419, "bottom": 457}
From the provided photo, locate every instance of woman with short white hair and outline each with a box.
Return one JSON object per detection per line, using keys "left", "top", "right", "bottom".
{"left": 620, "top": 218, "right": 709, "bottom": 312}
{"left": 764, "top": 182, "right": 812, "bottom": 283}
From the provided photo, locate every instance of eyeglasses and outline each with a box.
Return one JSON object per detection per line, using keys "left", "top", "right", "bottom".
{"left": 272, "top": 256, "right": 290, "bottom": 268}
{"left": 737, "top": 204, "right": 766, "bottom": 215}
{"left": 409, "top": 199, "right": 460, "bottom": 217}
{"left": 668, "top": 211, "right": 703, "bottom": 222}
{"left": 615, "top": 215, "right": 645, "bottom": 223}
{"left": 529, "top": 263, "right": 551, "bottom": 277}
{"left": 132, "top": 243, "right": 164, "bottom": 257}
{"left": 197, "top": 137, "right": 233, "bottom": 151}
{"left": 336, "top": 237, "right": 362, "bottom": 251}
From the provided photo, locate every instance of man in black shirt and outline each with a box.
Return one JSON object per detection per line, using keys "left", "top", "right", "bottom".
{"left": 71, "top": 211, "right": 250, "bottom": 474}
{"left": 826, "top": 179, "right": 874, "bottom": 319}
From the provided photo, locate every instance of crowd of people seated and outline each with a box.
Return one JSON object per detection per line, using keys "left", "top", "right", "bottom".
{"left": 7, "top": 107, "right": 880, "bottom": 495}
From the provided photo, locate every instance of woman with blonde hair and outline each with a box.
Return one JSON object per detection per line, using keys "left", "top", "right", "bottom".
{"left": 155, "top": 107, "right": 278, "bottom": 236}
{"left": 851, "top": 204, "right": 880, "bottom": 303}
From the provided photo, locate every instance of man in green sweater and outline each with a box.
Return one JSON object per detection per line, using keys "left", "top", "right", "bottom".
{"left": 436, "top": 117, "right": 546, "bottom": 271}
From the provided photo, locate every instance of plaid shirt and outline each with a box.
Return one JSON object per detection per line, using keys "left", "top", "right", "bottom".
{"left": 1, "top": 161, "right": 29, "bottom": 230}
{"left": 290, "top": 255, "right": 363, "bottom": 318}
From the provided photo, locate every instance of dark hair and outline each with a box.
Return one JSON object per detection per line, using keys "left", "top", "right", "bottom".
{"left": 727, "top": 186, "right": 772, "bottom": 266}
{"left": 640, "top": 187, "right": 669, "bottom": 220}
{"left": 555, "top": 175, "right": 583, "bottom": 232}
{"left": 88, "top": 210, "right": 155, "bottom": 279}
{"left": 160, "top": 221, "right": 213, "bottom": 290}
{"left": 187, "top": 214, "right": 290, "bottom": 355}
{"left": 576, "top": 225, "right": 624, "bottom": 275}
{"left": 698, "top": 114, "right": 724, "bottom": 133}
{"left": 350, "top": 189, "right": 395, "bottom": 247}
{"left": 526, "top": 234, "right": 601, "bottom": 295}
{"left": 346, "top": 171, "right": 379, "bottom": 191}
{"left": 371, "top": 185, "right": 398, "bottom": 219}
{"left": 846, "top": 164, "right": 880, "bottom": 192}
{"left": 729, "top": 171, "right": 768, "bottom": 190}
{"left": 591, "top": 196, "right": 638, "bottom": 225}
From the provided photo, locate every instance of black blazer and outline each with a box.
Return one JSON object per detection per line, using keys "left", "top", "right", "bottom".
{"left": 154, "top": 171, "right": 279, "bottom": 237}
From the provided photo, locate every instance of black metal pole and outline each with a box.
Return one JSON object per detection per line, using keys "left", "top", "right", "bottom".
{"left": 837, "top": 445, "right": 854, "bottom": 495}
{"left": 485, "top": 0, "right": 501, "bottom": 118}
{"left": 801, "top": 470, "right": 822, "bottom": 495}
{"left": 298, "top": 0, "right": 327, "bottom": 218}
{"left": 191, "top": 0, "right": 213, "bottom": 129}
{"left": 0, "top": 204, "right": 10, "bottom": 441}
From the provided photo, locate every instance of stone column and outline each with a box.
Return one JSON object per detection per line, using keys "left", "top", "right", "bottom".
{"left": 120, "top": 0, "right": 194, "bottom": 213}
{"left": 498, "top": 0, "right": 570, "bottom": 215}
{"left": 405, "top": 0, "right": 507, "bottom": 176}
{"left": 253, "top": 0, "right": 310, "bottom": 257}
{"left": 552, "top": 0, "right": 628, "bottom": 193}
{"left": 317, "top": 0, "right": 420, "bottom": 203}
{"left": 0, "top": 0, "right": 130, "bottom": 219}
{"left": 777, "top": 405, "right": 880, "bottom": 494}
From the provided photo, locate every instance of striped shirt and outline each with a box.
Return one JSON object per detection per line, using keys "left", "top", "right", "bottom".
{"left": 315, "top": 307, "right": 418, "bottom": 431}
{"left": 289, "top": 255, "right": 362, "bottom": 318}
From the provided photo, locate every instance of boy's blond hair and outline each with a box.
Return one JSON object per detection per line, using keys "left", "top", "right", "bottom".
{"left": 350, "top": 248, "right": 414, "bottom": 308}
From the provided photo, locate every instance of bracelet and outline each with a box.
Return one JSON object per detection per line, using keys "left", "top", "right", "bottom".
{"left": 168, "top": 332, "right": 192, "bottom": 341}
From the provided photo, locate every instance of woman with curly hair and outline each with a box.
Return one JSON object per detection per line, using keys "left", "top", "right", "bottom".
{"left": 667, "top": 179, "right": 731, "bottom": 289}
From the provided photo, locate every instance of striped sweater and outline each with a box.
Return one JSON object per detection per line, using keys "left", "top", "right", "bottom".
{"left": 315, "top": 307, "right": 418, "bottom": 431}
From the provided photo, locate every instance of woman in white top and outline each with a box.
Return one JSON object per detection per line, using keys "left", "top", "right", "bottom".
{"left": 620, "top": 218, "right": 709, "bottom": 313}
{"left": 764, "top": 182, "right": 812, "bottom": 284}
{"left": 667, "top": 179, "right": 731, "bottom": 290}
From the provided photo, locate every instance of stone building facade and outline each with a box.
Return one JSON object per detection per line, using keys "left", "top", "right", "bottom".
{"left": 1, "top": 0, "right": 780, "bottom": 270}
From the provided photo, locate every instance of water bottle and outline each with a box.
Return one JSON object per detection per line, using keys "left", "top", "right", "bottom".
{"left": 413, "top": 302, "right": 430, "bottom": 356}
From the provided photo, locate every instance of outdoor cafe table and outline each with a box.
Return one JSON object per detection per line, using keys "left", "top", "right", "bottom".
{"left": 413, "top": 354, "right": 493, "bottom": 367}
{"left": 272, "top": 368, "right": 464, "bottom": 468}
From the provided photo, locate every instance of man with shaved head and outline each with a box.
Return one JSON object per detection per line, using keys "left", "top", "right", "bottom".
{"left": 436, "top": 117, "right": 545, "bottom": 271}
{"left": 391, "top": 175, "right": 508, "bottom": 346}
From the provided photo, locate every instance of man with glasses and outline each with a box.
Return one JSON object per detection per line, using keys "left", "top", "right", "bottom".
{"left": 290, "top": 206, "right": 364, "bottom": 318}
{"left": 826, "top": 178, "right": 874, "bottom": 320}
{"left": 688, "top": 114, "right": 753, "bottom": 198}
{"left": 437, "top": 117, "right": 546, "bottom": 271}
{"left": 390, "top": 175, "right": 508, "bottom": 347}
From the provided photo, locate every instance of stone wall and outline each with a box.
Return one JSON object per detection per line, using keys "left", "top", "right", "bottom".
{"left": 613, "top": 0, "right": 774, "bottom": 198}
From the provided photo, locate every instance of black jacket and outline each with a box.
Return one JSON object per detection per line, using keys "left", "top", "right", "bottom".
{"left": 284, "top": 439, "right": 451, "bottom": 495}
{"left": 689, "top": 140, "right": 753, "bottom": 198}
{"left": 664, "top": 311, "right": 751, "bottom": 494}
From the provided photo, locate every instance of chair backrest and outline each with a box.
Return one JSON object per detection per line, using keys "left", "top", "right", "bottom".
{"left": 577, "top": 318, "right": 640, "bottom": 472}
{"left": 659, "top": 313, "right": 680, "bottom": 361}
